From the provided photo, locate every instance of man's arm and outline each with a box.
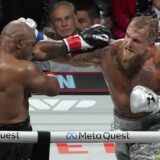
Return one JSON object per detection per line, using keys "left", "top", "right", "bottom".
{"left": 34, "top": 41, "right": 101, "bottom": 66}
{"left": 72, "top": 48, "right": 106, "bottom": 64}
{"left": 22, "top": 61, "right": 60, "bottom": 96}
{"left": 33, "top": 39, "right": 68, "bottom": 60}
{"left": 130, "top": 85, "right": 160, "bottom": 113}
{"left": 33, "top": 24, "right": 111, "bottom": 61}
{"left": 19, "top": 18, "right": 112, "bottom": 65}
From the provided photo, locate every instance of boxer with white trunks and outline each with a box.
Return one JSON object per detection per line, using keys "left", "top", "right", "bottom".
{"left": 29, "top": 15, "right": 160, "bottom": 159}
{"left": 113, "top": 86, "right": 160, "bottom": 160}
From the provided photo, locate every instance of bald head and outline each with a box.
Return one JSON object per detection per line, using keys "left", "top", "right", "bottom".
{"left": 0, "top": 20, "right": 35, "bottom": 39}
{"left": 0, "top": 20, "right": 36, "bottom": 60}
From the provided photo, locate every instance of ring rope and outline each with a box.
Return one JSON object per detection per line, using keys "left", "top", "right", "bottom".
{"left": 0, "top": 131, "right": 159, "bottom": 143}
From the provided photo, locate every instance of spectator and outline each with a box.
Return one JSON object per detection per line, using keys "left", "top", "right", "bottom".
{"left": 38, "top": 0, "right": 101, "bottom": 72}
{"left": 143, "top": 0, "right": 160, "bottom": 41}
{"left": 111, "top": 0, "right": 150, "bottom": 39}
{"left": 45, "top": 1, "right": 79, "bottom": 39}
{"left": 138, "top": 0, "right": 152, "bottom": 13}
{"left": 111, "top": 0, "right": 137, "bottom": 39}
{"left": 100, "top": 11, "right": 113, "bottom": 31}
{"left": 74, "top": 0, "right": 101, "bottom": 31}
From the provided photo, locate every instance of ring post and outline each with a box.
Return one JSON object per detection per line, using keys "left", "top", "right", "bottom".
{"left": 31, "top": 131, "right": 50, "bottom": 160}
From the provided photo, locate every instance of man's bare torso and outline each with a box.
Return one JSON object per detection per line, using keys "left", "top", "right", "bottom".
{"left": 100, "top": 41, "right": 160, "bottom": 118}
{"left": 0, "top": 54, "right": 29, "bottom": 124}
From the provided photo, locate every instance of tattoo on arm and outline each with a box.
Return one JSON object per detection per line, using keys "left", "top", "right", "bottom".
{"left": 74, "top": 50, "right": 103, "bottom": 64}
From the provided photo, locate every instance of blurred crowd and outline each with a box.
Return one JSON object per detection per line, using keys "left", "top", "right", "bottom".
{"left": 0, "top": 0, "right": 160, "bottom": 72}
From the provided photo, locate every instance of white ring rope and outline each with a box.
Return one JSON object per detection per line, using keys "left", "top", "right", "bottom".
{"left": 0, "top": 131, "right": 160, "bottom": 143}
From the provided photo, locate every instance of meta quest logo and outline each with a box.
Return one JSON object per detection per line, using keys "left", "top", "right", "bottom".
{"left": 66, "top": 132, "right": 130, "bottom": 141}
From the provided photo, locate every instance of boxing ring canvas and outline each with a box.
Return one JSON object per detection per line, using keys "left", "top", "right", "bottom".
{"left": 29, "top": 95, "right": 116, "bottom": 160}
{"left": 29, "top": 72, "right": 116, "bottom": 159}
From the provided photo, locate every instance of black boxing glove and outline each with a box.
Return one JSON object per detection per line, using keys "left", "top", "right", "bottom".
{"left": 63, "top": 24, "right": 111, "bottom": 53}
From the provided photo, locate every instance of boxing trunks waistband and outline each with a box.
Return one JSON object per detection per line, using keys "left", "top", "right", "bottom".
{"left": 113, "top": 110, "right": 160, "bottom": 131}
{"left": 0, "top": 116, "right": 32, "bottom": 131}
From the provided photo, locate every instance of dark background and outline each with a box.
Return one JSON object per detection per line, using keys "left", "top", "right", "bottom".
{"left": 0, "top": 0, "right": 151, "bottom": 31}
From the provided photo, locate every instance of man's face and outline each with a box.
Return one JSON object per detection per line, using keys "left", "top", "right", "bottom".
{"left": 20, "top": 33, "right": 36, "bottom": 61}
{"left": 76, "top": 10, "right": 96, "bottom": 30}
{"left": 123, "top": 22, "right": 151, "bottom": 58}
{"left": 24, "top": 39, "right": 36, "bottom": 61}
{"left": 51, "top": 5, "right": 77, "bottom": 38}
{"left": 118, "top": 22, "right": 152, "bottom": 74}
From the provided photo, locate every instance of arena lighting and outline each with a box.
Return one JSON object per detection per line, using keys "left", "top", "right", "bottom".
{"left": 0, "top": 131, "right": 159, "bottom": 143}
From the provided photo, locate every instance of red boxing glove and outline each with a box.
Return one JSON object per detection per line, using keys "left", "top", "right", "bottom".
{"left": 63, "top": 35, "right": 92, "bottom": 52}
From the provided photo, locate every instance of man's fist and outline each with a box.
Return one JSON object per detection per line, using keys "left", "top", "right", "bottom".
{"left": 63, "top": 24, "right": 111, "bottom": 53}
{"left": 130, "top": 85, "right": 159, "bottom": 113}
{"left": 81, "top": 24, "right": 111, "bottom": 48}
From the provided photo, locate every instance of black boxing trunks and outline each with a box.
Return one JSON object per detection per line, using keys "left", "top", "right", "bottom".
{"left": 0, "top": 116, "right": 33, "bottom": 160}
{"left": 112, "top": 110, "right": 160, "bottom": 160}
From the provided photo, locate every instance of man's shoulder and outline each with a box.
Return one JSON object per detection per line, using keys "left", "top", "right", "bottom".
{"left": 0, "top": 56, "right": 34, "bottom": 71}
{"left": 21, "top": 60, "right": 38, "bottom": 72}
{"left": 12, "top": 59, "right": 38, "bottom": 75}
{"left": 152, "top": 45, "right": 160, "bottom": 69}
{"left": 0, "top": 58, "right": 37, "bottom": 82}
{"left": 112, "top": 38, "right": 124, "bottom": 44}
{"left": 109, "top": 38, "right": 124, "bottom": 49}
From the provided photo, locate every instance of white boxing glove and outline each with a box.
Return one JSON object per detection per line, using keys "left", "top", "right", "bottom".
{"left": 130, "top": 85, "right": 159, "bottom": 113}
{"left": 17, "top": 17, "right": 48, "bottom": 41}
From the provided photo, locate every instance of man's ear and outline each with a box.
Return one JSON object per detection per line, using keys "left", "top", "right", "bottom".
{"left": 16, "top": 39, "right": 23, "bottom": 49}
{"left": 147, "top": 42, "right": 155, "bottom": 52}
{"left": 149, "top": 42, "right": 155, "bottom": 48}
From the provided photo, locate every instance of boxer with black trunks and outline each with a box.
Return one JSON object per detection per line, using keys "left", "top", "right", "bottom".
{"left": 31, "top": 15, "right": 160, "bottom": 159}
{"left": 0, "top": 18, "right": 108, "bottom": 160}
{"left": 0, "top": 20, "right": 59, "bottom": 160}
